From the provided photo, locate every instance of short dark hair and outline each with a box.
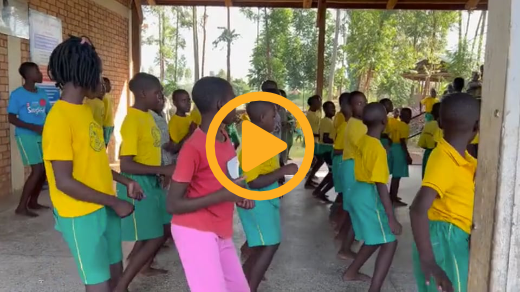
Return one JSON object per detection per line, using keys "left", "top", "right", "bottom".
{"left": 431, "top": 102, "right": 441, "bottom": 119}
{"left": 349, "top": 91, "right": 366, "bottom": 106}
{"left": 263, "top": 88, "right": 281, "bottom": 95}
{"left": 246, "top": 101, "right": 275, "bottom": 123}
{"left": 261, "top": 80, "right": 278, "bottom": 91}
{"left": 128, "top": 72, "right": 160, "bottom": 94}
{"left": 363, "top": 102, "right": 387, "bottom": 127}
{"left": 400, "top": 107, "right": 412, "bottom": 116}
{"left": 18, "top": 62, "right": 38, "bottom": 79}
{"left": 453, "top": 77, "right": 465, "bottom": 92}
{"left": 323, "top": 101, "right": 334, "bottom": 109}
{"left": 379, "top": 98, "right": 392, "bottom": 108}
{"left": 172, "top": 89, "right": 189, "bottom": 99}
{"left": 339, "top": 92, "right": 350, "bottom": 106}
{"left": 192, "top": 77, "right": 233, "bottom": 114}
{"left": 307, "top": 94, "right": 320, "bottom": 106}
{"left": 48, "top": 35, "right": 102, "bottom": 92}
{"left": 279, "top": 89, "right": 287, "bottom": 97}
{"left": 440, "top": 93, "right": 480, "bottom": 132}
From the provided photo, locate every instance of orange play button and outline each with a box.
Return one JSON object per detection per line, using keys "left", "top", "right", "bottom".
{"left": 241, "top": 120, "right": 287, "bottom": 172}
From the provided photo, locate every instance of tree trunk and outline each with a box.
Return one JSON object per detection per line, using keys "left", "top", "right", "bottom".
{"left": 264, "top": 8, "right": 272, "bottom": 79}
{"left": 174, "top": 9, "right": 180, "bottom": 83}
{"left": 159, "top": 9, "right": 165, "bottom": 82}
{"left": 458, "top": 11, "right": 462, "bottom": 52}
{"left": 471, "top": 12, "right": 483, "bottom": 67}
{"left": 256, "top": 7, "right": 260, "bottom": 44}
{"left": 201, "top": 6, "right": 207, "bottom": 77}
{"left": 477, "top": 11, "right": 487, "bottom": 65}
{"left": 326, "top": 9, "right": 341, "bottom": 101}
{"left": 192, "top": 6, "right": 200, "bottom": 81}
{"left": 226, "top": 6, "right": 231, "bottom": 82}
{"left": 464, "top": 11, "right": 472, "bottom": 42}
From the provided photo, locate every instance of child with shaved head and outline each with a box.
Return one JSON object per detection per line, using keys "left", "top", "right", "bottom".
{"left": 410, "top": 93, "right": 479, "bottom": 292}
{"left": 343, "top": 102, "right": 401, "bottom": 292}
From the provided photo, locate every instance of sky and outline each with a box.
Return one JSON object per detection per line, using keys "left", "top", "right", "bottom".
{"left": 142, "top": 8, "right": 485, "bottom": 81}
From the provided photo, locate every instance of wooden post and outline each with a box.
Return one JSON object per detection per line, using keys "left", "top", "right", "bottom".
{"left": 468, "top": 0, "right": 520, "bottom": 291}
{"left": 131, "top": 1, "right": 141, "bottom": 76}
{"left": 315, "top": 0, "right": 326, "bottom": 97}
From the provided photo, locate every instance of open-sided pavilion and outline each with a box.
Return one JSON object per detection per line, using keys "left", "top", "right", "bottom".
{"left": 131, "top": 1, "right": 518, "bottom": 291}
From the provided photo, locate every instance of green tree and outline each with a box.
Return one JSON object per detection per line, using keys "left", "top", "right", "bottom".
{"left": 213, "top": 7, "right": 240, "bottom": 81}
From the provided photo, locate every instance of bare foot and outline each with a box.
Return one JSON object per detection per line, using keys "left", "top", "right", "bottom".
{"left": 28, "top": 203, "right": 50, "bottom": 210}
{"left": 342, "top": 271, "right": 371, "bottom": 282}
{"left": 337, "top": 250, "right": 357, "bottom": 260}
{"left": 15, "top": 208, "right": 38, "bottom": 217}
{"left": 140, "top": 266, "right": 168, "bottom": 276}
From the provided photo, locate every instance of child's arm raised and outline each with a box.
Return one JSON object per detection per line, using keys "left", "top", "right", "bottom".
{"left": 410, "top": 187, "right": 453, "bottom": 292}
{"left": 52, "top": 161, "right": 134, "bottom": 218}
{"left": 375, "top": 183, "right": 401, "bottom": 235}
{"left": 248, "top": 163, "right": 298, "bottom": 189}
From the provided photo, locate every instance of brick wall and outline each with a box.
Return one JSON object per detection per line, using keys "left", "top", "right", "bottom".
{"left": 0, "top": 0, "right": 129, "bottom": 193}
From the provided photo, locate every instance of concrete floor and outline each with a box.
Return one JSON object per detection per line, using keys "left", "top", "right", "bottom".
{"left": 0, "top": 166, "right": 422, "bottom": 292}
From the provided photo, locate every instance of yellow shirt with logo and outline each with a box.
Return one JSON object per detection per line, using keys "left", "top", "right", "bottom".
{"left": 306, "top": 110, "right": 321, "bottom": 142}
{"left": 354, "top": 135, "right": 389, "bottom": 184}
{"left": 239, "top": 150, "right": 279, "bottom": 183}
{"left": 390, "top": 121, "right": 410, "bottom": 144}
{"left": 342, "top": 117, "right": 367, "bottom": 160}
{"left": 120, "top": 108, "right": 162, "bottom": 166}
{"left": 190, "top": 107, "right": 202, "bottom": 126}
{"left": 43, "top": 100, "right": 114, "bottom": 217}
{"left": 333, "top": 122, "right": 347, "bottom": 151}
{"left": 319, "top": 117, "right": 334, "bottom": 145}
{"left": 423, "top": 138, "right": 477, "bottom": 234}
{"left": 333, "top": 112, "right": 345, "bottom": 130}
{"left": 471, "top": 133, "right": 479, "bottom": 144}
{"left": 168, "top": 114, "right": 192, "bottom": 143}
{"left": 418, "top": 120, "right": 439, "bottom": 149}
{"left": 383, "top": 116, "right": 398, "bottom": 136}
{"left": 421, "top": 97, "right": 440, "bottom": 113}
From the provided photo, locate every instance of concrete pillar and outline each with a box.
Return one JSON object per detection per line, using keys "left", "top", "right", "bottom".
{"left": 469, "top": 0, "right": 520, "bottom": 291}
{"left": 7, "top": 36, "right": 24, "bottom": 194}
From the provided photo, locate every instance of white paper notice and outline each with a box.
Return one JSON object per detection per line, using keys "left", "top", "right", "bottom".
{"left": 227, "top": 156, "right": 239, "bottom": 179}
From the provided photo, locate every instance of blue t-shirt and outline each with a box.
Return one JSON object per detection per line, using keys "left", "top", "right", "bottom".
{"left": 7, "top": 86, "right": 50, "bottom": 136}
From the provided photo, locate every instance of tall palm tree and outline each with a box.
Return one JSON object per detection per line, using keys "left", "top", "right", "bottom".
{"left": 213, "top": 7, "right": 239, "bottom": 81}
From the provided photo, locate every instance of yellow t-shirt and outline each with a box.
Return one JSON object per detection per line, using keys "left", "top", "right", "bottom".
{"left": 190, "top": 107, "right": 202, "bottom": 126}
{"left": 239, "top": 150, "right": 279, "bottom": 183}
{"left": 342, "top": 117, "right": 367, "bottom": 160}
{"left": 354, "top": 135, "right": 390, "bottom": 184}
{"left": 434, "top": 128, "right": 443, "bottom": 143}
{"left": 333, "top": 122, "right": 347, "bottom": 150}
{"left": 168, "top": 114, "right": 192, "bottom": 143}
{"left": 333, "top": 112, "right": 345, "bottom": 130}
{"left": 421, "top": 97, "right": 440, "bottom": 113}
{"left": 418, "top": 120, "right": 439, "bottom": 149}
{"left": 383, "top": 116, "right": 398, "bottom": 136}
{"left": 43, "top": 100, "right": 114, "bottom": 217}
{"left": 471, "top": 133, "right": 479, "bottom": 144}
{"left": 295, "top": 120, "right": 301, "bottom": 129}
{"left": 423, "top": 138, "right": 477, "bottom": 234}
{"left": 84, "top": 95, "right": 114, "bottom": 128}
{"left": 102, "top": 94, "right": 114, "bottom": 127}
{"left": 120, "top": 108, "right": 162, "bottom": 166}
{"left": 319, "top": 117, "right": 334, "bottom": 144}
{"left": 390, "top": 121, "right": 410, "bottom": 144}
{"left": 241, "top": 113, "right": 250, "bottom": 121}
{"left": 306, "top": 110, "right": 321, "bottom": 142}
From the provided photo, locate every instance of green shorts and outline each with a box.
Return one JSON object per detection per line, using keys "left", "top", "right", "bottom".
{"left": 350, "top": 181, "right": 396, "bottom": 245}
{"left": 103, "top": 126, "right": 114, "bottom": 147}
{"left": 332, "top": 154, "right": 343, "bottom": 193}
{"left": 389, "top": 143, "right": 409, "bottom": 178}
{"left": 53, "top": 207, "right": 122, "bottom": 285}
{"left": 237, "top": 182, "right": 281, "bottom": 247}
{"left": 16, "top": 135, "right": 43, "bottom": 166}
{"left": 412, "top": 221, "right": 469, "bottom": 292}
{"left": 117, "top": 174, "right": 169, "bottom": 241}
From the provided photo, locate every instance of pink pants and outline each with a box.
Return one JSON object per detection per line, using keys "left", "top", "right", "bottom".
{"left": 171, "top": 224, "right": 250, "bottom": 292}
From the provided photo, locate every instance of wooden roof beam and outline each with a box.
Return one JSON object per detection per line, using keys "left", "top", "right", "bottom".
{"left": 465, "top": 0, "right": 480, "bottom": 10}
{"left": 146, "top": 0, "right": 156, "bottom": 4}
{"left": 225, "top": 0, "right": 232, "bottom": 7}
{"left": 386, "top": 0, "right": 398, "bottom": 9}
{"left": 303, "top": 0, "right": 312, "bottom": 8}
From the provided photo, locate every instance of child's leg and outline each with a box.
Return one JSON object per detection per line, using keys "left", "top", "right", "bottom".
{"left": 343, "top": 243, "right": 379, "bottom": 281}
{"left": 390, "top": 177, "right": 407, "bottom": 207}
{"left": 337, "top": 216, "right": 356, "bottom": 260}
{"left": 28, "top": 170, "right": 48, "bottom": 209}
{"left": 305, "top": 157, "right": 324, "bottom": 188}
{"left": 170, "top": 224, "right": 243, "bottom": 292}
{"left": 244, "top": 244, "right": 280, "bottom": 292}
{"left": 15, "top": 163, "right": 45, "bottom": 217}
{"left": 369, "top": 241, "right": 398, "bottom": 292}
{"left": 219, "top": 237, "right": 250, "bottom": 292}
